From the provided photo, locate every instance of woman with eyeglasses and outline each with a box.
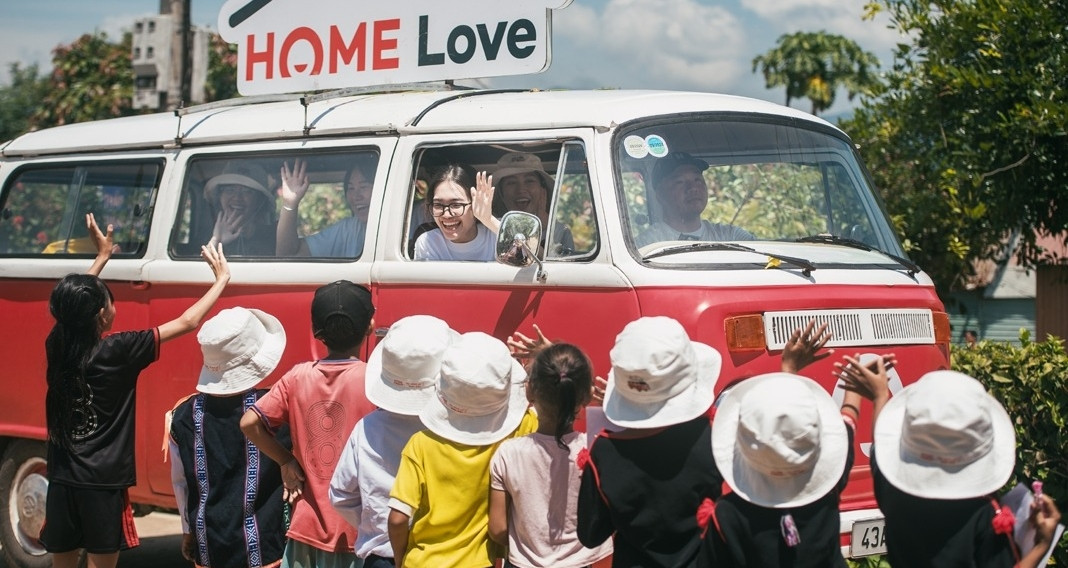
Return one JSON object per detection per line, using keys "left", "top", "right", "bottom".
{"left": 413, "top": 163, "right": 500, "bottom": 261}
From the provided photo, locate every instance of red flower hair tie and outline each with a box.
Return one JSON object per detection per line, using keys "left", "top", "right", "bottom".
{"left": 576, "top": 448, "right": 591, "bottom": 471}
{"left": 696, "top": 497, "right": 716, "bottom": 538}
{"left": 991, "top": 503, "right": 1015, "bottom": 535}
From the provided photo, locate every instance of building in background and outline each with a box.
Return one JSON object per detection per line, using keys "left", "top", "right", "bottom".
{"left": 131, "top": 0, "right": 209, "bottom": 110}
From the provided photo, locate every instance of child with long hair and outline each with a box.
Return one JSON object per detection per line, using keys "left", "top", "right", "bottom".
{"left": 42, "top": 214, "right": 230, "bottom": 568}
{"left": 489, "top": 343, "right": 614, "bottom": 568}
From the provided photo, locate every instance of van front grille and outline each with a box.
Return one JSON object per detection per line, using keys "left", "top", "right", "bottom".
{"left": 763, "top": 309, "right": 934, "bottom": 350}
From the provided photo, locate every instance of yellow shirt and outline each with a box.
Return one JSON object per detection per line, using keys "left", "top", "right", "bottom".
{"left": 389, "top": 409, "right": 537, "bottom": 568}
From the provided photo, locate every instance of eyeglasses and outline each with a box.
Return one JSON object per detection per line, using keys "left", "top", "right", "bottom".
{"left": 430, "top": 202, "right": 471, "bottom": 217}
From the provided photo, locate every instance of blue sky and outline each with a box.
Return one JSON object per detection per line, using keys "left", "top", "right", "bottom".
{"left": 0, "top": 0, "right": 906, "bottom": 116}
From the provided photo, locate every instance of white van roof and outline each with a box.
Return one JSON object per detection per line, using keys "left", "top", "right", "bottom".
{"left": 2, "top": 89, "right": 838, "bottom": 157}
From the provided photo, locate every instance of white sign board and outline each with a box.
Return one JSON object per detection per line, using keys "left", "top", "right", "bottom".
{"left": 218, "top": 0, "right": 572, "bottom": 96}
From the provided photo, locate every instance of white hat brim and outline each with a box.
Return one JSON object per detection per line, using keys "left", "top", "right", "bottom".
{"left": 873, "top": 372, "right": 1015, "bottom": 499}
{"left": 196, "top": 309, "right": 286, "bottom": 395}
{"left": 418, "top": 359, "right": 529, "bottom": 446}
{"left": 602, "top": 342, "right": 720, "bottom": 429}
{"left": 711, "top": 373, "right": 848, "bottom": 508}
{"left": 204, "top": 173, "right": 273, "bottom": 205}
{"left": 364, "top": 339, "right": 436, "bottom": 416}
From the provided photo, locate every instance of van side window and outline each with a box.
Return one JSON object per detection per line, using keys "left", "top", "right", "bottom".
{"left": 406, "top": 141, "right": 598, "bottom": 261}
{"left": 0, "top": 162, "right": 161, "bottom": 257}
{"left": 171, "top": 150, "right": 379, "bottom": 260}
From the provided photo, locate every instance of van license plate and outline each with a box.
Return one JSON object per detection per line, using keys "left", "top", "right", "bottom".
{"left": 850, "top": 518, "right": 887, "bottom": 557}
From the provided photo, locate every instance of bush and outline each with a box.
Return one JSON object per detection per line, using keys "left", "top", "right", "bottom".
{"left": 953, "top": 331, "right": 1068, "bottom": 564}
{"left": 848, "top": 332, "right": 1068, "bottom": 566}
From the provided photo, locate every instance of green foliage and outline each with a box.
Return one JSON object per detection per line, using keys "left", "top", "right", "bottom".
{"left": 206, "top": 35, "right": 239, "bottom": 102}
{"left": 30, "top": 32, "right": 135, "bottom": 128}
{"left": 841, "top": 0, "right": 1068, "bottom": 291}
{"left": 753, "top": 31, "right": 881, "bottom": 115}
{"left": 953, "top": 332, "right": 1068, "bottom": 564}
{"left": 0, "top": 63, "right": 49, "bottom": 141}
{"left": 846, "top": 556, "right": 891, "bottom": 568}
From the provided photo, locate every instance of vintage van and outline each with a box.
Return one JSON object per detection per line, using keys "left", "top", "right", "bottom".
{"left": 0, "top": 88, "right": 949, "bottom": 566}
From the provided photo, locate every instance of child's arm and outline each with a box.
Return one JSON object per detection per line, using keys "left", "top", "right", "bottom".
{"left": 781, "top": 320, "right": 832, "bottom": 374}
{"left": 387, "top": 509, "right": 410, "bottom": 566}
{"left": 488, "top": 488, "right": 509, "bottom": 546}
{"left": 328, "top": 429, "right": 362, "bottom": 530}
{"left": 157, "top": 243, "right": 231, "bottom": 343}
{"left": 507, "top": 323, "right": 552, "bottom": 361}
{"left": 836, "top": 354, "right": 895, "bottom": 433}
{"left": 86, "top": 213, "right": 116, "bottom": 276}
{"left": 240, "top": 408, "right": 304, "bottom": 501}
{"left": 1018, "top": 494, "right": 1062, "bottom": 568}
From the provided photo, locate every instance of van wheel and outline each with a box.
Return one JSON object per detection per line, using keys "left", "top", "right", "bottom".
{"left": 0, "top": 440, "right": 51, "bottom": 568}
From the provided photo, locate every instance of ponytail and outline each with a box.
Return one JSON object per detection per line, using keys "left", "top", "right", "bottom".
{"left": 528, "top": 343, "right": 593, "bottom": 449}
{"left": 45, "top": 274, "right": 112, "bottom": 449}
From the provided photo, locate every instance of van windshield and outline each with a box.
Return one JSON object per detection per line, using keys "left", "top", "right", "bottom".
{"left": 617, "top": 118, "right": 905, "bottom": 266}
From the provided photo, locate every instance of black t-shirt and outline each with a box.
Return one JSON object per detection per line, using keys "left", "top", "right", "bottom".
{"left": 578, "top": 415, "right": 722, "bottom": 568}
{"left": 47, "top": 329, "right": 159, "bottom": 488}
{"left": 700, "top": 419, "right": 855, "bottom": 568}
{"left": 872, "top": 454, "right": 1016, "bottom": 567}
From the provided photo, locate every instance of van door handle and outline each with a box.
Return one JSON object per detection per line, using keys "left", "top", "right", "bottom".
{"left": 130, "top": 281, "right": 151, "bottom": 291}
{"left": 374, "top": 326, "right": 389, "bottom": 338}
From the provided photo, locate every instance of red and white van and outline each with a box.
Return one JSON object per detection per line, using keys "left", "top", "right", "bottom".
{"left": 0, "top": 88, "right": 949, "bottom": 567}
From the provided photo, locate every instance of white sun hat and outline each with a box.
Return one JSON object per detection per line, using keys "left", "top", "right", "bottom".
{"left": 196, "top": 307, "right": 286, "bottom": 395}
{"left": 419, "top": 332, "right": 528, "bottom": 446}
{"left": 873, "top": 370, "right": 1015, "bottom": 499}
{"left": 602, "top": 316, "right": 721, "bottom": 429}
{"left": 365, "top": 315, "right": 458, "bottom": 416}
{"left": 712, "top": 372, "right": 848, "bottom": 508}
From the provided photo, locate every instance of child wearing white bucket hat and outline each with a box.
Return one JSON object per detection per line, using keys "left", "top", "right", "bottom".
{"left": 838, "top": 361, "right": 1062, "bottom": 568}
{"left": 328, "top": 315, "right": 457, "bottom": 568}
{"left": 168, "top": 306, "right": 289, "bottom": 568}
{"left": 702, "top": 371, "right": 861, "bottom": 568}
{"left": 387, "top": 331, "right": 537, "bottom": 568}
{"left": 576, "top": 316, "right": 723, "bottom": 568}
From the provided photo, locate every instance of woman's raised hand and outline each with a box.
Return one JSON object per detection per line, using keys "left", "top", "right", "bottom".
{"left": 279, "top": 159, "right": 310, "bottom": 210}
{"left": 471, "top": 170, "right": 500, "bottom": 233}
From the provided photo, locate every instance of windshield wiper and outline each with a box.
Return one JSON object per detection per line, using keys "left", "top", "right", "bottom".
{"left": 644, "top": 242, "right": 816, "bottom": 276}
{"left": 795, "top": 234, "right": 921, "bottom": 276}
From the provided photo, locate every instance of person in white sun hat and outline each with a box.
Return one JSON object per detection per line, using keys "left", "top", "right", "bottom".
{"left": 838, "top": 362, "right": 1061, "bottom": 568}
{"left": 702, "top": 371, "right": 863, "bottom": 568}
{"left": 577, "top": 316, "right": 723, "bottom": 568}
{"left": 387, "top": 331, "right": 537, "bottom": 568}
{"left": 328, "top": 315, "right": 458, "bottom": 568}
{"left": 168, "top": 307, "right": 289, "bottom": 568}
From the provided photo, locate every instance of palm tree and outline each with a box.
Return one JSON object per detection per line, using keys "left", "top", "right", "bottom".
{"left": 752, "top": 31, "right": 881, "bottom": 115}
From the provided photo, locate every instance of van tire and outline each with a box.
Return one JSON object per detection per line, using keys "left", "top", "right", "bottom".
{"left": 0, "top": 440, "right": 51, "bottom": 568}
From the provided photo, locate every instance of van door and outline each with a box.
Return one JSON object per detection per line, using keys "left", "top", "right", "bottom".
{"left": 372, "top": 131, "right": 641, "bottom": 376}
{"left": 138, "top": 140, "right": 393, "bottom": 498}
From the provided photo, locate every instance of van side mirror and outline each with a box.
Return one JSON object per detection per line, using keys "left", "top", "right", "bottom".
{"left": 496, "top": 212, "right": 546, "bottom": 281}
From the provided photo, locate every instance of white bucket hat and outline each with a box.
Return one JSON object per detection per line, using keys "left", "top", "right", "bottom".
{"left": 203, "top": 161, "right": 274, "bottom": 206}
{"left": 197, "top": 307, "right": 286, "bottom": 395}
{"left": 493, "top": 152, "right": 554, "bottom": 190}
{"left": 874, "top": 370, "right": 1015, "bottom": 499}
{"left": 602, "top": 316, "right": 721, "bottom": 429}
{"left": 419, "top": 332, "right": 528, "bottom": 445}
{"left": 365, "top": 315, "right": 458, "bottom": 416}
{"left": 712, "top": 373, "right": 848, "bottom": 508}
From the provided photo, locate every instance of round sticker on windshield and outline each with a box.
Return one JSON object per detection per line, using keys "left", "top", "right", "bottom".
{"left": 624, "top": 135, "right": 649, "bottom": 159}
{"left": 645, "top": 134, "right": 669, "bottom": 158}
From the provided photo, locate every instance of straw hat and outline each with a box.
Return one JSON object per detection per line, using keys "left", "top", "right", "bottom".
{"left": 712, "top": 373, "right": 848, "bottom": 508}
{"left": 196, "top": 307, "right": 286, "bottom": 395}
{"left": 602, "top": 316, "right": 721, "bottom": 429}
{"left": 203, "top": 161, "right": 274, "bottom": 206}
{"left": 493, "top": 152, "right": 554, "bottom": 190}
{"left": 874, "top": 370, "right": 1015, "bottom": 499}
{"left": 365, "top": 315, "right": 458, "bottom": 416}
{"left": 419, "top": 332, "right": 528, "bottom": 445}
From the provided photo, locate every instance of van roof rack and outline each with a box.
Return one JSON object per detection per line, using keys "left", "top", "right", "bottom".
{"left": 406, "top": 88, "right": 533, "bottom": 127}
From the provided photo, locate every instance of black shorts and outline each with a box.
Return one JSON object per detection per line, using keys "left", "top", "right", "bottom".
{"left": 39, "top": 482, "right": 140, "bottom": 554}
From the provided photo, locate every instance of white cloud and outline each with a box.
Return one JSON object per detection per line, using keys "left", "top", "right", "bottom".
{"left": 552, "top": 0, "right": 748, "bottom": 91}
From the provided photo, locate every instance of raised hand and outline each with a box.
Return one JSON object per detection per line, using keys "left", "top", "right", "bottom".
{"left": 507, "top": 323, "right": 551, "bottom": 360}
{"left": 279, "top": 159, "right": 310, "bottom": 211}
{"left": 200, "top": 241, "right": 231, "bottom": 285}
{"left": 471, "top": 170, "right": 500, "bottom": 233}
{"left": 211, "top": 209, "right": 250, "bottom": 246}
{"left": 835, "top": 353, "right": 895, "bottom": 402}
{"left": 86, "top": 213, "right": 117, "bottom": 255}
{"left": 781, "top": 320, "right": 833, "bottom": 373}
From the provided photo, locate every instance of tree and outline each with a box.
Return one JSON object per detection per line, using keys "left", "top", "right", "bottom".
{"left": 0, "top": 63, "right": 49, "bottom": 141}
{"left": 206, "top": 34, "right": 239, "bottom": 102}
{"left": 752, "top": 31, "right": 881, "bottom": 115}
{"left": 841, "top": 0, "right": 1068, "bottom": 292}
{"left": 30, "top": 32, "right": 135, "bottom": 128}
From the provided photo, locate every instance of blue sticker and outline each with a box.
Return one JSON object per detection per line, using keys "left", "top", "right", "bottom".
{"left": 645, "top": 134, "right": 669, "bottom": 158}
